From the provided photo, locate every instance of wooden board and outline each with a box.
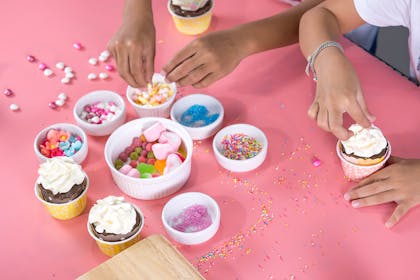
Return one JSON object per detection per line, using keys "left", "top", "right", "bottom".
{"left": 78, "top": 234, "right": 204, "bottom": 280}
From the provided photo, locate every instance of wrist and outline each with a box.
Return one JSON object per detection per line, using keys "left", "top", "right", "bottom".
{"left": 230, "top": 26, "right": 257, "bottom": 60}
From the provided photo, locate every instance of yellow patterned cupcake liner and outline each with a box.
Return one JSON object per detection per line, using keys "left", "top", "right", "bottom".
{"left": 87, "top": 204, "right": 144, "bottom": 257}
{"left": 167, "top": 0, "right": 213, "bottom": 35}
{"left": 34, "top": 176, "right": 89, "bottom": 220}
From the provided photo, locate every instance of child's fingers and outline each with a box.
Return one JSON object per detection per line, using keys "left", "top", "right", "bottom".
{"left": 316, "top": 107, "right": 329, "bottom": 132}
{"left": 163, "top": 45, "right": 196, "bottom": 79}
{"left": 118, "top": 50, "right": 140, "bottom": 88}
{"left": 129, "top": 48, "right": 146, "bottom": 87}
{"left": 350, "top": 190, "right": 398, "bottom": 208}
{"left": 166, "top": 54, "right": 202, "bottom": 83}
{"left": 356, "top": 92, "right": 376, "bottom": 122}
{"left": 347, "top": 102, "right": 371, "bottom": 128}
{"left": 385, "top": 204, "right": 410, "bottom": 228}
{"left": 346, "top": 180, "right": 393, "bottom": 201}
{"left": 143, "top": 49, "right": 155, "bottom": 83}
{"left": 177, "top": 64, "right": 210, "bottom": 87}
{"left": 192, "top": 73, "right": 218, "bottom": 88}
{"left": 328, "top": 109, "right": 352, "bottom": 140}
{"left": 307, "top": 102, "right": 319, "bottom": 120}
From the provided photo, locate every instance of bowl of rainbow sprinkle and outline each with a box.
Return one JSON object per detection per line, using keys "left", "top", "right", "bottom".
{"left": 126, "top": 73, "right": 176, "bottom": 118}
{"left": 73, "top": 90, "right": 126, "bottom": 136}
{"left": 212, "top": 124, "right": 268, "bottom": 172}
{"left": 34, "top": 123, "right": 88, "bottom": 164}
{"left": 104, "top": 117, "right": 193, "bottom": 200}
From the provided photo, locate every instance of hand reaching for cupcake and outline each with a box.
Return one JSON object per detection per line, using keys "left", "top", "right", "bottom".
{"left": 344, "top": 156, "right": 420, "bottom": 228}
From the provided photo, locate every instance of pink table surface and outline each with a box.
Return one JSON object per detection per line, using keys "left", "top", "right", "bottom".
{"left": 2, "top": 0, "right": 420, "bottom": 279}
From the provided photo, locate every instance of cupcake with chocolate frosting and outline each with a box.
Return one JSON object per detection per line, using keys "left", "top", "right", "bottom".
{"left": 36, "top": 156, "right": 87, "bottom": 204}
{"left": 88, "top": 196, "right": 142, "bottom": 242}
{"left": 339, "top": 124, "right": 389, "bottom": 166}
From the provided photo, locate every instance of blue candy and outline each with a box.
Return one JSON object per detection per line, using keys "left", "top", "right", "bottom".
{"left": 58, "top": 141, "right": 70, "bottom": 150}
{"left": 64, "top": 147, "right": 76, "bottom": 156}
{"left": 180, "top": 104, "right": 219, "bottom": 128}
{"left": 71, "top": 140, "right": 83, "bottom": 151}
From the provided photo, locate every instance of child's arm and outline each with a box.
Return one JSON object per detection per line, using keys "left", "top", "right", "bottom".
{"left": 163, "top": 0, "right": 324, "bottom": 88}
{"left": 299, "top": 0, "right": 375, "bottom": 140}
{"left": 108, "top": 0, "right": 155, "bottom": 88}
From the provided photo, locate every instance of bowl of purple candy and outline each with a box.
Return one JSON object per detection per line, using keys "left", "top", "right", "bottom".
{"left": 161, "top": 192, "right": 220, "bottom": 245}
{"left": 73, "top": 90, "right": 126, "bottom": 136}
{"left": 170, "top": 94, "right": 224, "bottom": 140}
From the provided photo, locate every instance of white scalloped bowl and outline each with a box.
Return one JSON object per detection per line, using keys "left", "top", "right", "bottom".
{"left": 73, "top": 90, "right": 126, "bottom": 136}
{"left": 104, "top": 117, "right": 193, "bottom": 200}
{"left": 170, "top": 93, "right": 224, "bottom": 140}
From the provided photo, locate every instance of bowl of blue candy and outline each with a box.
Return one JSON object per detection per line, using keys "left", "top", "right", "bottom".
{"left": 170, "top": 94, "right": 224, "bottom": 140}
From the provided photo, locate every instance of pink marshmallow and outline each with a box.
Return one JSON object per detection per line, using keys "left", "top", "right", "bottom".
{"left": 143, "top": 122, "right": 166, "bottom": 142}
{"left": 163, "top": 153, "right": 183, "bottom": 175}
{"left": 152, "top": 143, "right": 174, "bottom": 160}
{"left": 159, "top": 131, "right": 181, "bottom": 152}
{"left": 119, "top": 164, "right": 132, "bottom": 175}
{"left": 127, "top": 168, "right": 140, "bottom": 178}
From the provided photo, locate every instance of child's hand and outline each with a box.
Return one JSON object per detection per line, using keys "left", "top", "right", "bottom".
{"left": 163, "top": 29, "right": 247, "bottom": 88}
{"left": 344, "top": 157, "right": 420, "bottom": 228}
{"left": 309, "top": 48, "right": 375, "bottom": 140}
{"left": 108, "top": 18, "right": 155, "bottom": 88}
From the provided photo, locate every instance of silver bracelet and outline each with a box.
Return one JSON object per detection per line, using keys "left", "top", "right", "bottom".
{"left": 305, "top": 41, "right": 343, "bottom": 82}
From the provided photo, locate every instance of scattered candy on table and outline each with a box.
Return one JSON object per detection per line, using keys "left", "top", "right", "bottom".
{"left": 73, "top": 42, "right": 83, "bottom": 50}
{"left": 180, "top": 104, "right": 219, "bottom": 127}
{"left": 79, "top": 101, "right": 122, "bottom": 124}
{"left": 131, "top": 80, "right": 174, "bottom": 107}
{"left": 221, "top": 133, "right": 262, "bottom": 160}
{"left": 88, "top": 73, "right": 97, "bottom": 80}
{"left": 312, "top": 156, "right": 321, "bottom": 167}
{"left": 43, "top": 69, "right": 53, "bottom": 77}
{"left": 99, "top": 50, "right": 110, "bottom": 62}
{"left": 26, "top": 55, "right": 36, "bottom": 63}
{"left": 113, "top": 121, "right": 185, "bottom": 178}
{"left": 39, "top": 129, "right": 83, "bottom": 158}
{"left": 99, "top": 72, "right": 109, "bottom": 80}
{"left": 105, "top": 64, "right": 115, "bottom": 71}
{"left": 3, "top": 88, "right": 13, "bottom": 97}
{"left": 55, "top": 62, "right": 65, "bottom": 70}
{"left": 170, "top": 204, "right": 212, "bottom": 233}
{"left": 61, "top": 77, "right": 70, "bottom": 84}
{"left": 9, "top": 104, "right": 19, "bottom": 111}
{"left": 38, "top": 63, "right": 47, "bottom": 71}
{"left": 88, "top": 58, "right": 98, "bottom": 65}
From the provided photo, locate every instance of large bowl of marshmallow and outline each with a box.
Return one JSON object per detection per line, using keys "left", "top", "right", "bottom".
{"left": 104, "top": 117, "right": 193, "bottom": 200}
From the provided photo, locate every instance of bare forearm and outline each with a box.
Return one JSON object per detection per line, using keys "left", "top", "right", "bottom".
{"left": 231, "top": 0, "right": 325, "bottom": 57}
{"left": 299, "top": 7, "right": 342, "bottom": 58}
{"left": 122, "top": 0, "right": 153, "bottom": 24}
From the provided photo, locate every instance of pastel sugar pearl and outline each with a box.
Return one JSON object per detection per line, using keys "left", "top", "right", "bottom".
{"left": 143, "top": 122, "right": 166, "bottom": 142}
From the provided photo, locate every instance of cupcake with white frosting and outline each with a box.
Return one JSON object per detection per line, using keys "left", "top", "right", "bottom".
{"left": 339, "top": 124, "right": 389, "bottom": 166}
{"left": 34, "top": 156, "right": 89, "bottom": 220}
{"left": 87, "top": 196, "right": 144, "bottom": 256}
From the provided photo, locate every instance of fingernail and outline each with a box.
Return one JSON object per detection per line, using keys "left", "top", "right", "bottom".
{"left": 385, "top": 222, "right": 393, "bottom": 228}
{"left": 343, "top": 193, "right": 350, "bottom": 201}
{"left": 351, "top": 201, "right": 360, "bottom": 208}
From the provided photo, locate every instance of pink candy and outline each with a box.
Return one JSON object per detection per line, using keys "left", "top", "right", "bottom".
{"left": 159, "top": 131, "right": 181, "bottom": 151}
{"left": 164, "top": 153, "right": 183, "bottom": 174}
{"left": 144, "top": 122, "right": 166, "bottom": 142}
{"left": 73, "top": 42, "right": 83, "bottom": 50}
{"left": 105, "top": 64, "right": 115, "bottom": 71}
{"left": 152, "top": 143, "right": 174, "bottom": 160}
{"left": 3, "top": 88, "right": 13, "bottom": 97}
{"left": 38, "top": 63, "right": 47, "bottom": 70}
{"left": 26, "top": 55, "right": 36, "bottom": 62}
{"left": 312, "top": 156, "right": 321, "bottom": 167}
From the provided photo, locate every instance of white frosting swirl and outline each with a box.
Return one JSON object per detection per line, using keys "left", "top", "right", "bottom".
{"left": 172, "top": 0, "right": 209, "bottom": 11}
{"left": 37, "top": 156, "right": 85, "bottom": 195}
{"left": 88, "top": 196, "right": 137, "bottom": 235}
{"left": 341, "top": 124, "right": 388, "bottom": 157}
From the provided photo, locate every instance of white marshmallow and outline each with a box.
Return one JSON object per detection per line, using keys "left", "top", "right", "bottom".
{"left": 55, "top": 99, "right": 65, "bottom": 107}
{"left": 87, "top": 73, "right": 97, "bottom": 80}
{"left": 88, "top": 58, "right": 98, "bottom": 65}
{"left": 55, "top": 62, "right": 65, "bottom": 70}
{"left": 10, "top": 104, "right": 19, "bottom": 111}
{"left": 58, "top": 93, "right": 67, "bottom": 100}
{"left": 61, "top": 77, "right": 70, "bottom": 84}
{"left": 64, "top": 67, "right": 73, "bottom": 73}
{"left": 43, "top": 69, "right": 53, "bottom": 77}
{"left": 65, "top": 72, "right": 74, "bottom": 79}
{"left": 99, "top": 72, "right": 109, "bottom": 80}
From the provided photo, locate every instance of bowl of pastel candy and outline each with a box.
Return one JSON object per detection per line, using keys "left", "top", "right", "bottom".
{"left": 170, "top": 93, "right": 224, "bottom": 140}
{"left": 161, "top": 192, "right": 220, "bottom": 245}
{"left": 212, "top": 124, "right": 268, "bottom": 172}
{"left": 104, "top": 117, "right": 193, "bottom": 200}
{"left": 126, "top": 73, "right": 176, "bottom": 118}
{"left": 73, "top": 90, "right": 126, "bottom": 136}
{"left": 34, "top": 123, "right": 88, "bottom": 164}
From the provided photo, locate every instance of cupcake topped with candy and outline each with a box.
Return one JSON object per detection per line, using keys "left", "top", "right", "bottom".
{"left": 340, "top": 124, "right": 389, "bottom": 166}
